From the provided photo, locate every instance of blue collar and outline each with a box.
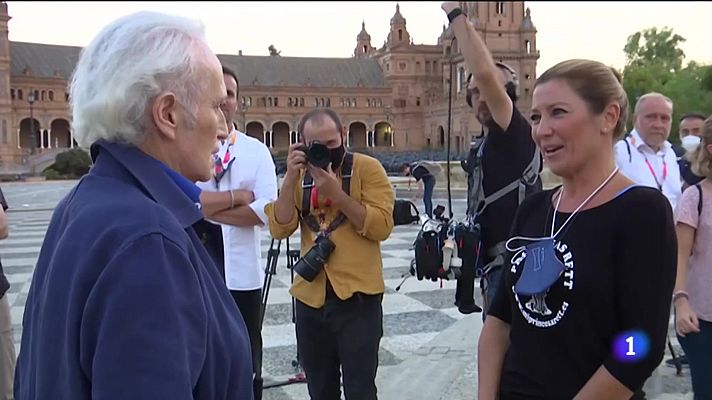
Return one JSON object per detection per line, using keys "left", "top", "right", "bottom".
{"left": 90, "top": 140, "right": 203, "bottom": 228}
{"left": 158, "top": 162, "right": 202, "bottom": 204}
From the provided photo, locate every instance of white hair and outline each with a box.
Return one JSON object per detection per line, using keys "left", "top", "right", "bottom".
{"left": 634, "top": 92, "right": 673, "bottom": 115}
{"left": 69, "top": 11, "right": 210, "bottom": 147}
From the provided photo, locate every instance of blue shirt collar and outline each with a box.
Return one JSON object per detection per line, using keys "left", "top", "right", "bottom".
{"left": 158, "top": 162, "right": 202, "bottom": 204}
{"left": 90, "top": 140, "right": 204, "bottom": 228}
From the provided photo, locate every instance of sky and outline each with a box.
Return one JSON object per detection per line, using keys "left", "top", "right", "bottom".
{"left": 5, "top": 1, "right": 712, "bottom": 75}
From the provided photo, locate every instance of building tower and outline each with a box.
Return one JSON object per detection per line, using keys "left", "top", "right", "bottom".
{"left": 354, "top": 21, "right": 374, "bottom": 59}
{"left": 387, "top": 3, "right": 410, "bottom": 48}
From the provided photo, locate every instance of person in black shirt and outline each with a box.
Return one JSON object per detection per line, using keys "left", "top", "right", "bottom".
{"left": 480, "top": 59, "right": 677, "bottom": 400}
{"left": 443, "top": 2, "right": 541, "bottom": 316}
{"left": 401, "top": 161, "right": 438, "bottom": 218}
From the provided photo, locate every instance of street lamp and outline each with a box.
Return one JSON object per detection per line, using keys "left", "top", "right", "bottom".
{"left": 28, "top": 90, "right": 36, "bottom": 155}
{"left": 383, "top": 105, "right": 392, "bottom": 147}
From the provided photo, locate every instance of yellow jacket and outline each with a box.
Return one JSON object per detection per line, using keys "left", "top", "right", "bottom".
{"left": 264, "top": 153, "right": 395, "bottom": 308}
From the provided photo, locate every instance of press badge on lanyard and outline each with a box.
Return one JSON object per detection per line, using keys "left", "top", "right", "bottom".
{"left": 506, "top": 168, "right": 619, "bottom": 296}
{"left": 641, "top": 152, "right": 667, "bottom": 191}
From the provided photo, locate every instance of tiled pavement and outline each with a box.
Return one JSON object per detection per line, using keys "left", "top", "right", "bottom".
{"left": 0, "top": 181, "right": 695, "bottom": 399}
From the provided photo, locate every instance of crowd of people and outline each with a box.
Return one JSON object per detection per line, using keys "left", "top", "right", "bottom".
{"left": 0, "top": 2, "right": 709, "bottom": 400}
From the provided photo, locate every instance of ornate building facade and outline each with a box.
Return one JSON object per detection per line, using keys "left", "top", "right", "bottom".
{"left": 0, "top": 1, "right": 538, "bottom": 173}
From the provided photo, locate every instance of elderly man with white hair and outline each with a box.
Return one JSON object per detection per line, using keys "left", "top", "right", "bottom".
{"left": 14, "top": 11, "right": 254, "bottom": 400}
{"left": 615, "top": 92, "right": 682, "bottom": 209}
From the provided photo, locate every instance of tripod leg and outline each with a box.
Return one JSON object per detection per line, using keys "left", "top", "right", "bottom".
{"left": 395, "top": 274, "right": 411, "bottom": 292}
{"left": 261, "top": 239, "right": 282, "bottom": 330}
{"left": 263, "top": 236, "right": 307, "bottom": 390}
{"left": 667, "top": 334, "right": 682, "bottom": 376}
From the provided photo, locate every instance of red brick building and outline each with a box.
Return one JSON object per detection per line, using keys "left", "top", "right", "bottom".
{"left": 0, "top": 1, "right": 538, "bottom": 173}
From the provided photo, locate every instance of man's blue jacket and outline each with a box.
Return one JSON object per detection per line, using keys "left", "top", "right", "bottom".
{"left": 15, "top": 140, "right": 253, "bottom": 399}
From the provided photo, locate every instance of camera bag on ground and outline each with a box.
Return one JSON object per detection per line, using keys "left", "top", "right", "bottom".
{"left": 412, "top": 217, "right": 482, "bottom": 282}
{"left": 393, "top": 199, "right": 419, "bottom": 226}
{"left": 293, "top": 152, "right": 354, "bottom": 281}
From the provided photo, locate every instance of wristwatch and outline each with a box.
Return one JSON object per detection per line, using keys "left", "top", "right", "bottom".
{"left": 447, "top": 8, "right": 465, "bottom": 24}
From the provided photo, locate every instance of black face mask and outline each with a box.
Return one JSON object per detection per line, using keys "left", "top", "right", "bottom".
{"left": 329, "top": 142, "right": 346, "bottom": 170}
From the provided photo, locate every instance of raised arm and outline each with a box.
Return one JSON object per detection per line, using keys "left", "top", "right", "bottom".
{"left": 442, "top": 1, "right": 514, "bottom": 130}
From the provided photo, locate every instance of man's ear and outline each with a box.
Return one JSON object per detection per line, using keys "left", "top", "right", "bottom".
{"left": 151, "top": 92, "right": 179, "bottom": 140}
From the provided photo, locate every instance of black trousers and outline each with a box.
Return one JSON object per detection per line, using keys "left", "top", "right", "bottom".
{"left": 230, "top": 289, "right": 263, "bottom": 400}
{"left": 296, "top": 285, "right": 383, "bottom": 400}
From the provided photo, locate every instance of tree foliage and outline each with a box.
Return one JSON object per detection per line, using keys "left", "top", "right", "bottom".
{"left": 622, "top": 27, "right": 712, "bottom": 143}
{"left": 43, "top": 148, "right": 92, "bottom": 179}
{"left": 624, "top": 27, "right": 686, "bottom": 73}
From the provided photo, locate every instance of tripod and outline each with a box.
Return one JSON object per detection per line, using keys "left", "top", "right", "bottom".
{"left": 261, "top": 236, "right": 307, "bottom": 389}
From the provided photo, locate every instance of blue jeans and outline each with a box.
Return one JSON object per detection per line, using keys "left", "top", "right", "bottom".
{"left": 678, "top": 319, "right": 712, "bottom": 400}
{"left": 422, "top": 175, "right": 435, "bottom": 218}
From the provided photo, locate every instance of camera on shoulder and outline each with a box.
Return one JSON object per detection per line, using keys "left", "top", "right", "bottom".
{"left": 292, "top": 233, "right": 336, "bottom": 282}
{"left": 297, "top": 141, "right": 331, "bottom": 170}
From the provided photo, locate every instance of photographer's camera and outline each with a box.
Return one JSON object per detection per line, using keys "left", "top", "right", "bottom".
{"left": 297, "top": 141, "right": 331, "bottom": 170}
{"left": 292, "top": 233, "right": 336, "bottom": 282}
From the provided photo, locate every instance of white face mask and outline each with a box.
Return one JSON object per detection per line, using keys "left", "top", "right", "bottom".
{"left": 682, "top": 135, "right": 701, "bottom": 153}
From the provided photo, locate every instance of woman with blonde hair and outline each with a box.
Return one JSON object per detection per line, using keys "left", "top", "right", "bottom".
{"left": 673, "top": 116, "right": 712, "bottom": 399}
{"left": 478, "top": 59, "right": 677, "bottom": 400}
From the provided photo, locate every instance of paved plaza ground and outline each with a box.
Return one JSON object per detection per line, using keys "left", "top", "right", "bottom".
{"left": 0, "top": 180, "right": 694, "bottom": 399}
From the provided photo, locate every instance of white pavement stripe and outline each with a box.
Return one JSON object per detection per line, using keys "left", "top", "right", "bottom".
{"left": 7, "top": 273, "right": 33, "bottom": 284}
{"left": 5, "top": 230, "right": 46, "bottom": 236}
{"left": 0, "top": 246, "right": 42, "bottom": 255}
{"left": 2, "top": 258, "right": 37, "bottom": 267}
{"left": 0, "top": 238, "right": 45, "bottom": 246}
{"left": 262, "top": 323, "right": 298, "bottom": 348}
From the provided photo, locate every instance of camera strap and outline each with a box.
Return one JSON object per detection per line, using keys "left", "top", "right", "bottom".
{"left": 300, "top": 152, "right": 354, "bottom": 236}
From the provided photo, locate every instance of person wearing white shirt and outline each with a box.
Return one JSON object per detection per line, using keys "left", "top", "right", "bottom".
{"left": 615, "top": 92, "right": 681, "bottom": 209}
{"left": 197, "top": 66, "right": 278, "bottom": 400}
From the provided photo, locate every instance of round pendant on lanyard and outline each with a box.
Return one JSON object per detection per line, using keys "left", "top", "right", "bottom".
{"left": 507, "top": 167, "right": 619, "bottom": 296}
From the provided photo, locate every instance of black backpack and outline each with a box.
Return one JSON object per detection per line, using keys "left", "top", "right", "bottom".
{"left": 393, "top": 200, "right": 419, "bottom": 226}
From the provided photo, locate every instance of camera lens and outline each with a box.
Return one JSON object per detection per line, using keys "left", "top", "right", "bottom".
{"left": 307, "top": 142, "right": 331, "bottom": 169}
{"left": 293, "top": 235, "right": 335, "bottom": 282}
